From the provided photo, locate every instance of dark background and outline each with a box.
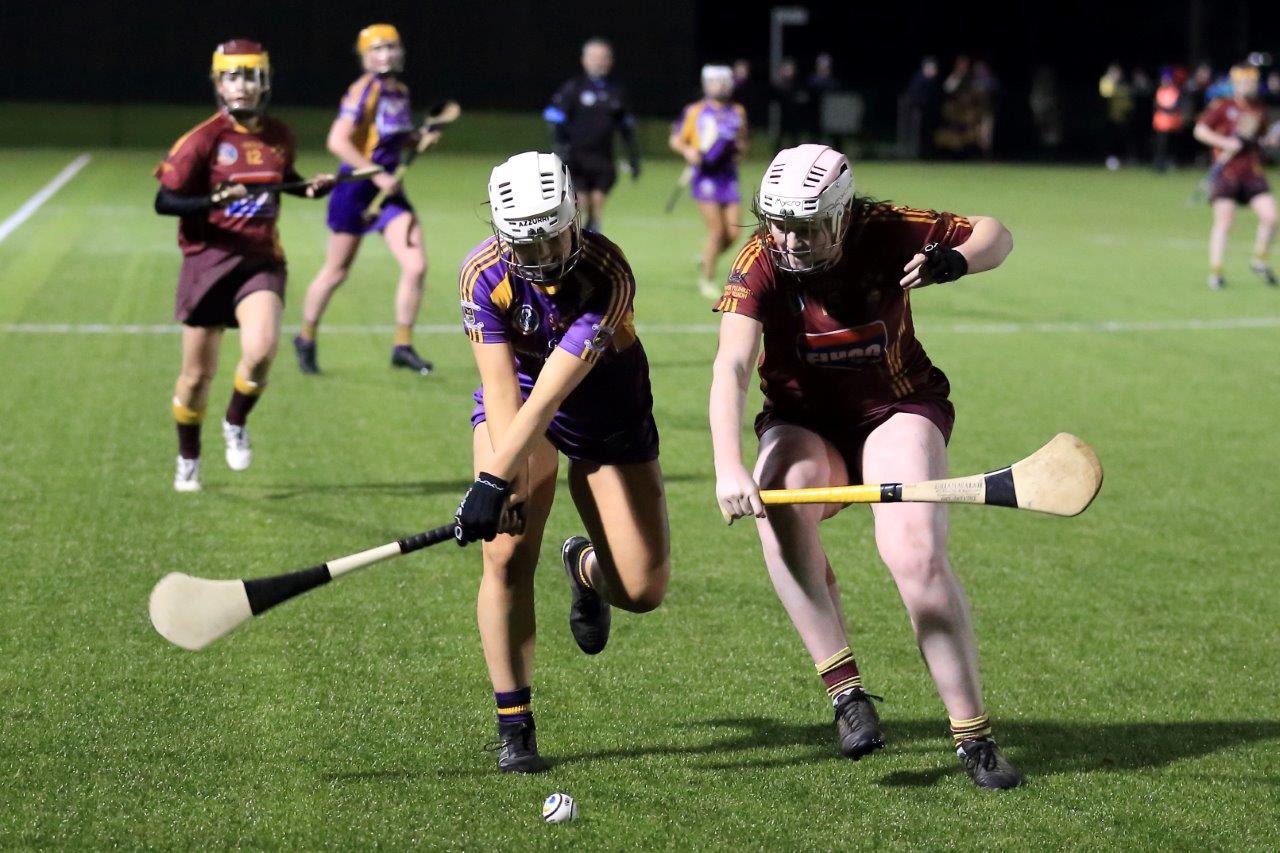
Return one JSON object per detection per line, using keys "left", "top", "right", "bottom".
{"left": 3, "top": 0, "right": 1278, "bottom": 156}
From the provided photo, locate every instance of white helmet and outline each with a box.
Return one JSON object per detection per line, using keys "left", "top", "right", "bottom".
{"left": 488, "top": 151, "right": 582, "bottom": 283}
{"left": 701, "top": 64, "right": 733, "bottom": 97}
{"left": 755, "top": 144, "right": 855, "bottom": 274}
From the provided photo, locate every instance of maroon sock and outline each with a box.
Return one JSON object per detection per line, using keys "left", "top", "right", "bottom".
{"left": 225, "top": 390, "right": 260, "bottom": 427}
{"left": 176, "top": 423, "right": 201, "bottom": 459}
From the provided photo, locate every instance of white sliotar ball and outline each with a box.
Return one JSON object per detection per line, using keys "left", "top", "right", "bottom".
{"left": 542, "top": 792, "right": 579, "bottom": 824}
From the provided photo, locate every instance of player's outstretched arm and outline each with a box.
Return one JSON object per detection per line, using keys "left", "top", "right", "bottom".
{"left": 710, "top": 312, "right": 766, "bottom": 522}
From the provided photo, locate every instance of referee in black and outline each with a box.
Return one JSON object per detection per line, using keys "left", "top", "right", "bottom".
{"left": 543, "top": 37, "right": 641, "bottom": 232}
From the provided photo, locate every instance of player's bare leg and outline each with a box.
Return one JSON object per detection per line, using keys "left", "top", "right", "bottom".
{"left": 383, "top": 211, "right": 433, "bottom": 373}
{"left": 222, "top": 289, "right": 281, "bottom": 471}
{"left": 297, "top": 232, "right": 361, "bottom": 372}
{"left": 1248, "top": 192, "right": 1278, "bottom": 285}
{"left": 585, "top": 189, "right": 608, "bottom": 233}
{"left": 753, "top": 424, "right": 884, "bottom": 759}
{"left": 862, "top": 412, "right": 1022, "bottom": 788}
{"left": 473, "top": 423, "right": 558, "bottom": 773}
{"left": 566, "top": 458, "right": 669, "bottom": 603}
{"left": 696, "top": 201, "right": 734, "bottom": 298}
{"left": 172, "top": 325, "right": 223, "bottom": 491}
{"left": 1208, "top": 198, "right": 1236, "bottom": 289}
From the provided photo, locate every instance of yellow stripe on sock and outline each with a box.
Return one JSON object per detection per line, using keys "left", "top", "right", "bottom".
{"left": 172, "top": 398, "right": 206, "bottom": 425}
{"left": 300, "top": 321, "right": 318, "bottom": 341}
{"left": 234, "top": 370, "right": 264, "bottom": 396}
{"left": 815, "top": 647, "right": 854, "bottom": 675}
{"left": 826, "top": 675, "right": 863, "bottom": 697}
{"left": 394, "top": 324, "right": 413, "bottom": 347}
{"left": 497, "top": 703, "right": 531, "bottom": 716}
{"left": 949, "top": 713, "right": 992, "bottom": 743}
{"left": 576, "top": 546, "right": 595, "bottom": 591}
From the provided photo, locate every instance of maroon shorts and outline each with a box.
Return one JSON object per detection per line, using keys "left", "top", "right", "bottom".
{"left": 1209, "top": 172, "right": 1271, "bottom": 206}
{"left": 176, "top": 248, "right": 286, "bottom": 328}
{"left": 754, "top": 397, "right": 955, "bottom": 484}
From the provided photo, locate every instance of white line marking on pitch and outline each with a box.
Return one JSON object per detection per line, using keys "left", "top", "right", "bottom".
{"left": 2, "top": 317, "right": 1279, "bottom": 336}
{"left": 0, "top": 154, "right": 92, "bottom": 244}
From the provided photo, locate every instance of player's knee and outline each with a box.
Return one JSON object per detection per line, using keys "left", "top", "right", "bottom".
{"left": 881, "top": 538, "right": 948, "bottom": 588}
{"left": 400, "top": 255, "right": 426, "bottom": 281}
{"left": 322, "top": 264, "right": 350, "bottom": 288}
{"left": 613, "top": 565, "right": 668, "bottom": 613}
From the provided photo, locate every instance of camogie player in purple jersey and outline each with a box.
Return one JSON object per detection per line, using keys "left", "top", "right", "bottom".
{"left": 669, "top": 65, "right": 748, "bottom": 299}
{"left": 294, "top": 24, "right": 435, "bottom": 375}
{"left": 453, "top": 152, "right": 670, "bottom": 773}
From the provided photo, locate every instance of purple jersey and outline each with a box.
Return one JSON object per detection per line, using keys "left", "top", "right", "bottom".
{"left": 673, "top": 99, "right": 747, "bottom": 179}
{"left": 459, "top": 230, "right": 659, "bottom": 464}
{"left": 337, "top": 73, "right": 414, "bottom": 171}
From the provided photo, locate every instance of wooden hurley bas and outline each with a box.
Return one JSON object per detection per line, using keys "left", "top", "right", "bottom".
{"left": 758, "top": 433, "right": 1103, "bottom": 517}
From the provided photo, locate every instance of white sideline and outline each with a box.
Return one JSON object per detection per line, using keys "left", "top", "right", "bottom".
{"left": 2, "top": 317, "right": 1279, "bottom": 336}
{"left": 0, "top": 154, "right": 92, "bottom": 245}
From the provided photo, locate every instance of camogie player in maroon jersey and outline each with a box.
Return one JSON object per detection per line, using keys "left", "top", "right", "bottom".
{"left": 709, "top": 144, "right": 1023, "bottom": 790}
{"left": 1193, "top": 63, "right": 1279, "bottom": 290}
{"left": 154, "top": 41, "right": 333, "bottom": 491}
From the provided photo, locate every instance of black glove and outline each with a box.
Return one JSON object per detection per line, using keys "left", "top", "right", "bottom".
{"left": 454, "top": 472, "right": 511, "bottom": 545}
{"left": 919, "top": 243, "right": 969, "bottom": 285}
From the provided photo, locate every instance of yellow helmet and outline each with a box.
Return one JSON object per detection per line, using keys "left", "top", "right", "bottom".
{"left": 210, "top": 40, "right": 271, "bottom": 116}
{"left": 357, "top": 24, "right": 401, "bottom": 54}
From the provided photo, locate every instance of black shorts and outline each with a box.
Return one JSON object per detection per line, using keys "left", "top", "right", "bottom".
{"left": 568, "top": 156, "right": 617, "bottom": 193}
{"left": 1209, "top": 172, "right": 1270, "bottom": 206}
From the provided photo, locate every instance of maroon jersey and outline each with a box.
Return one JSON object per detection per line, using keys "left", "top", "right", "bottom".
{"left": 715, "top": 204, "right": 973, "bottom": 426}
{"left": 1198, "top": 97, "right": 1268, "bottom": 181}
{"left": 154, "top": 110, "right": 298, "bottom": 262}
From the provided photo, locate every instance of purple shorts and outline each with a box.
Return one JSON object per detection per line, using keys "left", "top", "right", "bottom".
{"left": 326, "top": 178, "right": 414, "bottom": 234}
{"left": 469, "top": 343, "right": 660, "bottom": 466}
{"left": 691, "top": 171, "right": 740, "bottom": 205}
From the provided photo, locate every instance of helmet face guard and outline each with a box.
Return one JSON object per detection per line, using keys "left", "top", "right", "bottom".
{"left": 211, "top": 42, "right": 271, "bottom": 118}
{"left": 753, "top": 194, "right": 851, "bottom": 275}
{"left": 495, "top": 218, "right": 583, "bottom": 286}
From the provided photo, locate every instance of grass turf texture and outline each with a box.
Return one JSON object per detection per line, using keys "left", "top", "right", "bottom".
{"left": 1, "top": 147, "right": 1279, "bottom": 849}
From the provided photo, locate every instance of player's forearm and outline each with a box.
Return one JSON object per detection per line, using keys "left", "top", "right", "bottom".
{"left": 1193, "top": 123, "right": 1232, "bottom": 149}
{"left": 709, "top": 359, "right": 750, "bottom": 473}
{"left": 956, "top": 216, "right": 1013, "bottom": 274}
{"left": 327, "top": 129, "right": 378, "bottom": 173}
{"left": 486, "top": 352, "right": 591, "bottom": 481}
{"left": 154, "top": 188, "right": 213, "bottom": 216}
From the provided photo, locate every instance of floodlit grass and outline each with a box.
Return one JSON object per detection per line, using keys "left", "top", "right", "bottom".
{"left": 1, "top": 147, "right": 1278, "bottom": 848}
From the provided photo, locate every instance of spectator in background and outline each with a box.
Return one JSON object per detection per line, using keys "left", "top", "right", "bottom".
{"left": 1099, "top": 63, "right": 1133, "bottom": 170}
{"left": 1152, "top": 68, "right": 1185, "bottom": 172}
{"left": 807, "top": 53, "right": 841, "bottom": 142}
{"left": 1265, "top": 70, "right": 1280, "bottom": 107}
{"left": 1029, "top": 66, "right": 1063, "bottom": 156}
{"left": 971, "top": 59, "right": 1000, "bottom": 158}
{"left": 771, "top": 58, "right": 809, "bottom": 149}
{"left": 732, "top": 59, "right": 767, "bottom": 129}
{"left": 902, "top": 56, "right": 942, "bottom": 159}
{"left": 936, "top": 56, "right": 985, "bottom": 157}
{"left": 1129, "top": 68, "right": 1155, "bottom": 161}
{"left": 1186, "top": 63, "right": 1214, "bottom": 106}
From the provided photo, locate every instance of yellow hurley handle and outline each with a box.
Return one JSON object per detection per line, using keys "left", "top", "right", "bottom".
{"left": 759, "top": 485, "right": 886, "bottom": 505}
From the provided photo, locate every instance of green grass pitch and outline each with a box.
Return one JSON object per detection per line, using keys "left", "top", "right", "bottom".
{"left": 1, "top": 144, "right": 1278, "bottom": 849}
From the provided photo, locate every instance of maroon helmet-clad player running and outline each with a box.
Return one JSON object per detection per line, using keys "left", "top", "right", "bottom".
{"left": 709, "top": 144, "right": 1023, "bottom": 790}
{"left": 154, "top": 40, "right": 333, "bottom": 491}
